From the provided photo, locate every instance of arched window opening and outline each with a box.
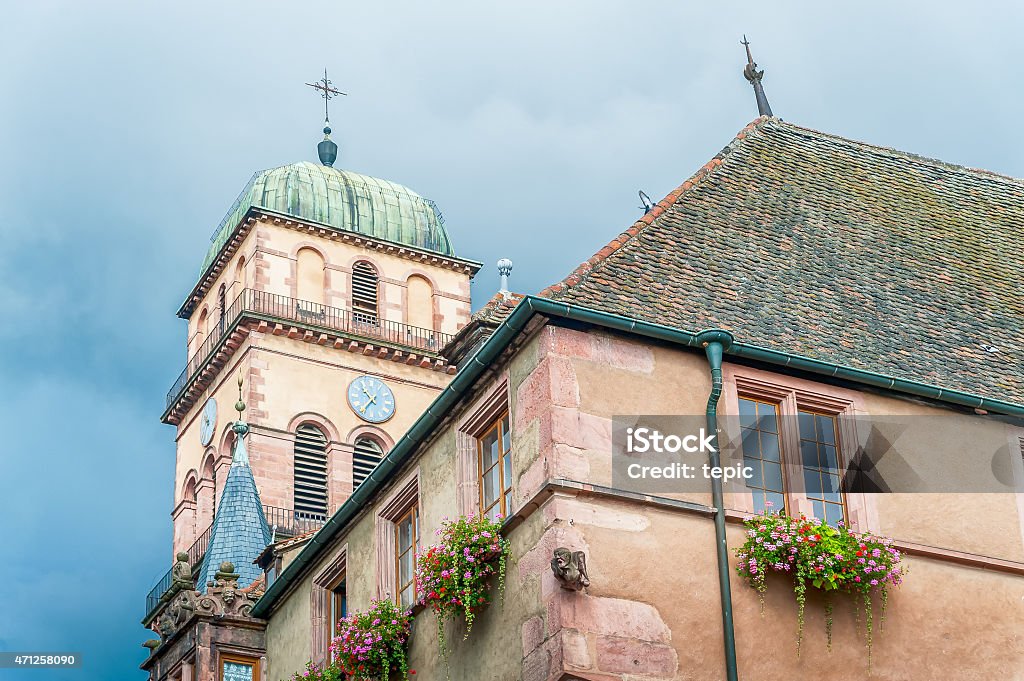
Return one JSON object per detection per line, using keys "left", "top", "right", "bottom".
{"left": 352, "top": 436, "right": 385, "bottom": 490}
{"left": 406, "top": 275, "right": 433, "bottom": 330}
{"left": 294, "top": 424, "right": 329, "bottom": 518}
{"left": 296, "top": 248, "right": 326, "bottom": 306}
{"left": 352, "top": 261, "right": 379, "bottom": 325}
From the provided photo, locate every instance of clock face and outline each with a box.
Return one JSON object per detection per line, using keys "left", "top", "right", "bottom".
{"left": 347, "top": 376, "right": 396, "bottom": 424}
{"left": 199, "top": 398, "right": 217, "bottom": 446}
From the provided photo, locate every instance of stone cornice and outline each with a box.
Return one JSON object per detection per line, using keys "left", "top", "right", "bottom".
{"left": 178, "top": 206, "right": 483, "bottom": 319}
{"left": 163, "top": 316, "right": 455, "bottom": 426}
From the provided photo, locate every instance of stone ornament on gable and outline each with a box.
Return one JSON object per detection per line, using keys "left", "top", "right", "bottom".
{"left": 551, "top": 547, "right": 590, "bottom": 591}
{"left": 195, "top": 562, "right": 264, "bottom": 619}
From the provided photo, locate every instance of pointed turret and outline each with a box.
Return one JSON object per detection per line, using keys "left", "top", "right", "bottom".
{"left": 198, "top": 378, "right": 271, "bottom": 591}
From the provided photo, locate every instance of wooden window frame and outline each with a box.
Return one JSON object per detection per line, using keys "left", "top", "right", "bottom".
{"left": 394, "top": 504, "right": 420, "bottom": 609}
{"left": 455, "top": 378, "right": 512, "bottom": 518}
{"left": 375, "top": 470, "right": 420, "bottom": 605}
{"left": 477, "top": 412, "right": 512, "bottom": 521}
{"left": 218, "top": 654, "right": 260, "bottom": 681}
{"left": 311, "top": 547, "right": 348, "bottom": 666}
{"left": 723, "top": 366, "right": 870, "bottom": 531}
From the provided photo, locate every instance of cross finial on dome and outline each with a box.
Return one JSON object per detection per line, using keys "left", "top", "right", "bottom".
{"left": 306, "top": 69, "right": 347, "bottom": 167}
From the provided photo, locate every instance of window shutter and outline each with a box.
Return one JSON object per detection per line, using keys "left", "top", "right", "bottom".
{"left": 353, "top": 437, "right": 384, "bottom": 490}
{"left": 352, "top": 262, "right": 379, "bottom": 324}
{"left": 294, "top": 424, "right": 329, "bottom": 516}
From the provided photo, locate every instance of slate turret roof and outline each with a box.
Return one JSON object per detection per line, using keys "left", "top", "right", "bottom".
{"left": 198, "top": 420, "right": 272, "bottom": 591}
{"left": 541, "top": 117, "right": 1023, "bottom": 405}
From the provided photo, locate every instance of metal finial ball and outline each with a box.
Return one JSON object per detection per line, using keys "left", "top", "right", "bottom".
{"left": 235, "top": 400, "right": 246, "bottom": 414}
{"left": 497, "top": 258, "right": 513, "bottom": 276}
{"left": 323, "top": 124, "right": 332, "bottom": 136}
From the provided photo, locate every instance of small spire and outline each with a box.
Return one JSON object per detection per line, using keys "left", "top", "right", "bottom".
{"left": 497, "top": 258, "right": 513, "bottom": 295}
{"left": 740, "top": 35, "right": 773, "bottom": 117}
{"left": 306, "top": 69, "right": 346, "bottom": 167}
{"left": 232, "top": 374, "right": 249, "bottom": 462}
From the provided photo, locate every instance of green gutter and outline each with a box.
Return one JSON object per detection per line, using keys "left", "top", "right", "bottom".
{"left": 695, "top": 330, "right": 739, "bottom": 681}
{"left": 253, "top": 295, "right": 1024, "bottom": 617}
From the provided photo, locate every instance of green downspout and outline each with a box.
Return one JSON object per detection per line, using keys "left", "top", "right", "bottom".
{"left": 695, "top": 329, "right": 739, "bottom": 681}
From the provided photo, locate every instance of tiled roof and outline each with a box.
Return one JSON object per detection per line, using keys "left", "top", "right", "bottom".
{"left": 541, "top": 117, "right": 1023, "bottom": 405}
{"left": 441, "top": 292, "right": 524, "bottom": 366}
{"left": 198, "top": 424, "right": 272, "bottom": 590}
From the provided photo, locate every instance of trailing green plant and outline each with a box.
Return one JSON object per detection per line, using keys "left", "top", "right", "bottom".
{"left": 415, "top": 514, "right": 512, "bottom": 666}
{"left": 288, "top": 660, "right": 344, "bottom": 681}
{"left": 735, "top": 504, "right": 904, "bottom": 663}
{"left": 329, "top": 598, "right": 414, "bottom": 681}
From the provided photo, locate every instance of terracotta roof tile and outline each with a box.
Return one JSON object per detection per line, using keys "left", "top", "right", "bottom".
{"left": 542, "top": 117, "right": 1023, "bottom": 405}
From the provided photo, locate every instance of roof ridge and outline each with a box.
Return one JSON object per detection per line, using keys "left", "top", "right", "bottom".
{"left": 539, "top": 116, "right": 770, "bottom": 298}
{"left": 774, "top": 118, "right": 1024, "bottom": 186}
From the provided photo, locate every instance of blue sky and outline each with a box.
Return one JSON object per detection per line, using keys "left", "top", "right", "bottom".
{"left": 1, "top": 1, "right": 1022, "bottom": 679}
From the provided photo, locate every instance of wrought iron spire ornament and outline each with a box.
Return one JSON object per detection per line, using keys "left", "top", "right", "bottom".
{"left": 740, "top": 35, "right": 773, "bottom": 117}
{"left": 306, "top": 69, "right": 347, "bottom": 167}
{"left": 306, "top": 68, "right": 347, "bottom": 123}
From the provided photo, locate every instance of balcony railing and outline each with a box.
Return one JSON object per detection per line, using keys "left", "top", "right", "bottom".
{"left": 144, "top": 504, "right": 326, "bottom": 621}
{"left": 167, "top": 288, "right": 453, "bottom": 411}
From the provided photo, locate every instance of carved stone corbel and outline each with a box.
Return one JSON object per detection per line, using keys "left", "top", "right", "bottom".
{"left": 551, "top": 547, "right": 590, "bottom": 591}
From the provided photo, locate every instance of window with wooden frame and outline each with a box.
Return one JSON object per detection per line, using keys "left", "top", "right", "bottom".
{"left": 730, "top": 373, "right": 861, "bottom": 528}
{"left": 478, "top": 412, "right": 512, "bottom": 522}
{"left": 394, "top": 505, "right": 419, "bottom": 609}
{"left": 374, "top": 471, "right": 420, "bottom": 609}
{"left": 219, "top": 654, "right": 260, "bottom": 681}
{"left": 311, "top": 548, "right": 347, "bottom": 666}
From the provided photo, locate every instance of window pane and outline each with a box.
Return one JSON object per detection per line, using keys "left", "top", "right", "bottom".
{"left": 741, "top": 428, "right": 761, "bottom": 458}
{"left": 760, "top": 432, "right": 780, "bottom": 463}
{"left": 817, "top": 414, "right": 836, "bottom": 445}
{"left": 822, "top": 444, "right": 838, "bottom": 470}
{"left": 800, "top": 440, "right": 819, "bottom": 468}
{"left": 481, "top": 430, "right": 499, "bottom": 468}
{"left": 804, "top": 468, "right": 823, "bottom": 495}
{"left": 501, "top": 415, "right": 511, "bottom": 452}
{"left": 763, "top": 461, "right": 784, "bottom": 493}
{"left": 483, "top": 464, "right": 498, "bottom": 508}
{"left": 756, "top": 402, "right": 778, "bottom": 433}
{"left": 766, "top": 491, "right": 785, "bottom": 512}
{"left": 744, "top": 457, "right": 763, "bottom": 488}
{"left": 398, "top": 517, "right": 413, "bottom": 550}
{"left": 738, "top": 398, "right": 757, "bottom": 428}
{"left": 502, "top": 452, "right": 512, "bottom": 493}
{"left": 825, "top": 503, "right": 845, "bottom": 526}
{"left": 223, "top": 662, "right": 255, "bottom": 681}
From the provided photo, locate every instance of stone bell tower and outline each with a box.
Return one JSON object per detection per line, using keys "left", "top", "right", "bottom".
{"left": 143, "top": 85, "right": 480, "bottom": 633}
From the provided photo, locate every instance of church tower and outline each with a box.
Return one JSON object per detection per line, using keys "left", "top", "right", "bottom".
{"left": 159, "top": 101, "right": 481, "bottom": 578}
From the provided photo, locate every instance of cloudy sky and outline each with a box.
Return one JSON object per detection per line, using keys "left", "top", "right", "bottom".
{"left": 0, "top": 1, "right": 1020, "bottom": 678}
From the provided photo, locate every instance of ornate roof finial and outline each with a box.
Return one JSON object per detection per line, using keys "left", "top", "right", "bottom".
{"left": 497, "top": 258, "right": 513, "bottom": 295}
{"left": 306, "top": 69, "right": 347, "bottom": 167}
{"left": 232, "top": 374, "right": 250, "bottom": 461}
{"left": 740, "top": 35, "right": 773, "bottom": 117}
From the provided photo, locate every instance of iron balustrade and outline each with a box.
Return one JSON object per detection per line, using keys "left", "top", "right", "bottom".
{"left": 144, "top": 504, "right": 326, "bottom": 620}
{"left": 166, "top": 288, "right": 452, "bottom": 410}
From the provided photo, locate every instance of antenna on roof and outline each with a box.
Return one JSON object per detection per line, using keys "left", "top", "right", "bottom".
{"left": 740, "top": 35, "right": 773, "bottom": 117}
{"left": 638, "top": 190, "right": 655, "bottom": 215}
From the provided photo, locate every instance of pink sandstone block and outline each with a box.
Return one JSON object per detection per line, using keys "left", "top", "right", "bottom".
{"left": 522, "top": 615, "right": 545, "bottom": 656}
{"left": 594, "top": 635, "right": 677, "bottom": 677}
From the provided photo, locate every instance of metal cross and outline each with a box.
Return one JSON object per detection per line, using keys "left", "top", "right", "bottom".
{"left": 306, "top": 69, "right": 347, "bottom": 123}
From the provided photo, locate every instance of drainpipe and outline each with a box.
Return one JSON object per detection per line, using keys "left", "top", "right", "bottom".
{"left": 694, "top": 329, "right": 739, "bottom": 681}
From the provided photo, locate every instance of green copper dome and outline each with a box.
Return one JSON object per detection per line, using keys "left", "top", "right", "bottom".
{"left": 201, "top": 161, "right": 453, "bottom": 273}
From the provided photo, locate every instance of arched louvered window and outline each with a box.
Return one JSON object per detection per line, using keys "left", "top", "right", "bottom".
{"left": 352, "top": 261, "right": 379, "bottom": 325}
{"left": 294, "top": 424, "right": 329, "bottom": 517}
{"left": 352, "top": 436, "right": 385, "bottom": 490}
